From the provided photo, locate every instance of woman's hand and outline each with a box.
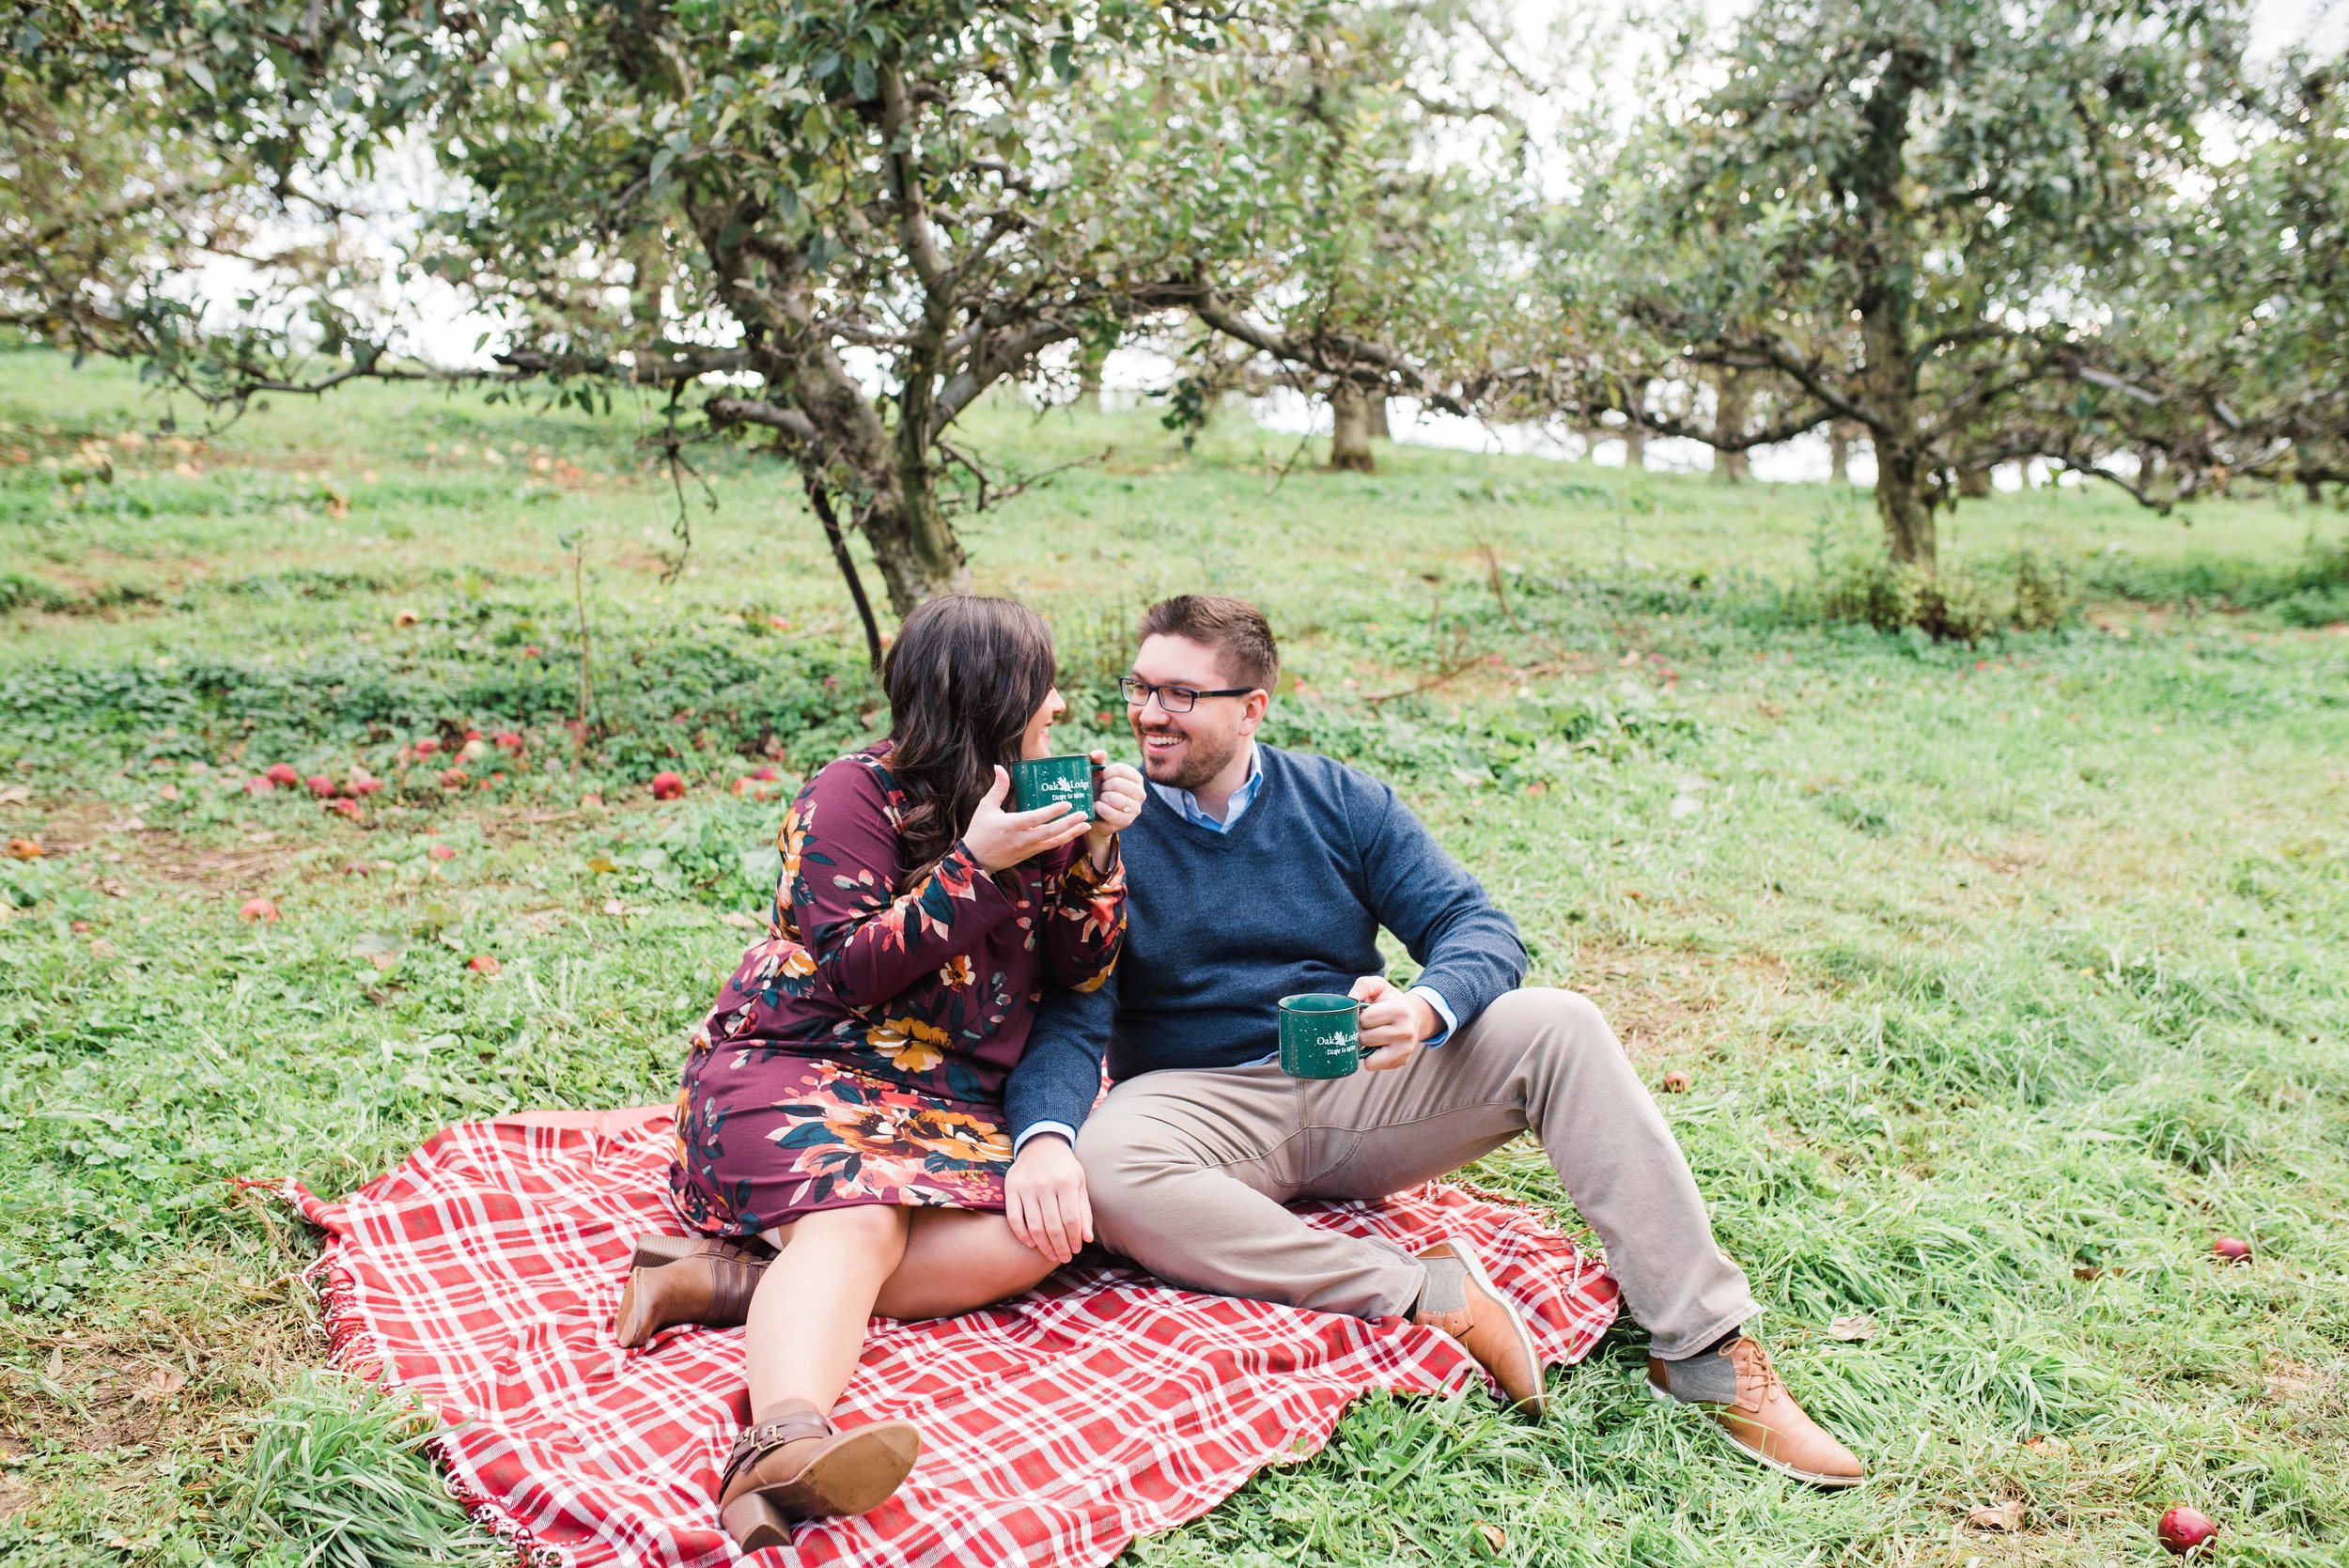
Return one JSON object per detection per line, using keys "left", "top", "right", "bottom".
{"left": 963, "top": 766, "right": 1092, "bottom": 872}
{"left": 1086, "top": 753, "right": 1144, "bottom": 869}
{"left": 1003, "top": 1134, "right": 1092, "bottom": 1265}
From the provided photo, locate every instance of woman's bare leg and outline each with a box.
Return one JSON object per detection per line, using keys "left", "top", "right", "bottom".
{"left": 873, "top": 1210, "right": 1060, "bottom": 1320}
{"left": 743, "top": 1205, "right": 910, "bottom": 1418}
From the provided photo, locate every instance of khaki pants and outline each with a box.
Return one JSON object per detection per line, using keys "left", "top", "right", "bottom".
{"left": 1076, "top": 987, "right": 1758, "bottom": 1359}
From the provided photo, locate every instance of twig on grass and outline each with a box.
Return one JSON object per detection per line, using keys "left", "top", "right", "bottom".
{"left": 803, "top": 478, "right": 886, "bottom": 675}
{"left": 561, "top": 532, "right": 601, "bottom": 769}
{"left": 1476, "top": 538, "right": 1576, "bottom": 666}
{"left": 1364, "top": 655, "right": 1488, "bottom": 706}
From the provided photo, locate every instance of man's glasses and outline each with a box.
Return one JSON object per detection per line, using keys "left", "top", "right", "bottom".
{"left": 1119, "top": 676, "right": 1256, "bottom": 714}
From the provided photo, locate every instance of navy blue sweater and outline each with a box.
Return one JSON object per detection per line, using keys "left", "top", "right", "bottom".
{"left": 1004, "top": 744, "right": 1526, "bottom": 1142}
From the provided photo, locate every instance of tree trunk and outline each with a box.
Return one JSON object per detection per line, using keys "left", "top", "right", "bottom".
{"left": 1329, "top": 382, "right": 1375, "bottom": 473}
{"left": 1958, "top": 463, "right": 1993, "bottom": 499}
{"left": 861, "top": 467, "right": 972, "bottom": 614}
{"left": 1873, "top": 443, "right": 1937, "bottom": 568}
{"left": 1624, "top": 418, "right": 1647, "bottom": 471}
{"left": 1365, "top": 394, "right": 1391, "bottom": 441}
{"left": 1714, "top": 372, "right": 1751, "bottom": 483}
{"left": 1828, "top": 420, "right": 1858, "bottom": 482}
{"left": 1076, "top": 340, "right": 1107, "bottom": 411}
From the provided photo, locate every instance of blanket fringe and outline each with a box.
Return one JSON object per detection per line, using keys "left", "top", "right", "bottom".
{"left": 280, "top": 1185, "right": 565, "bottom": 1568}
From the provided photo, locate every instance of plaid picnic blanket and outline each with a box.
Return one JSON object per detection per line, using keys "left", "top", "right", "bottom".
{"left": 282, "top": 1106, "right": 1618, "bottom": 1568}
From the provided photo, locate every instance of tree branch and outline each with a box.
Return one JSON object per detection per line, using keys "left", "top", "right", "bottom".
{"left": 704, "top": 395, "right": 820, "bottom": 442}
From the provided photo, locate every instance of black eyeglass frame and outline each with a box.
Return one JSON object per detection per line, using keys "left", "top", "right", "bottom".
{"left": 1118, "top": 675, "right": 1258, "bottom": 713}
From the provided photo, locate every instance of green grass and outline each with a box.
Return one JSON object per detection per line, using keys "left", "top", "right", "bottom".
{"left": 2, "top": 346, "right": 2345, "bottom": 1566}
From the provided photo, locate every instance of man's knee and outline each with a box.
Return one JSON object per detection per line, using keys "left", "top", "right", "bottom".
{"left": 1480, "top": 986, "right": 1618, "bottom": 1055}
{"left": 1074, "top": 1110, "right": 1188, "bottom": 1221}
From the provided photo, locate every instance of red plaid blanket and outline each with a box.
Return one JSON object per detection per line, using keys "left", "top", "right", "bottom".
{"left": 283, "top": 1107, "right": 1617, "bottom": 1568}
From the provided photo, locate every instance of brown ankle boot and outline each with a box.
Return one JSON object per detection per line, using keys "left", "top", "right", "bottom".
{"left": 614, "top": 1235, "right": 769, "bottom": 1348}
{"left": 1411, "top": 1238, "right": 1547, "bottom": 1416}
{"left": 716, "top": 1401, "right": 921, "bottom": 1548}
{"left": 1647, "top": 1335, "right": 1863, "bottom": 1488}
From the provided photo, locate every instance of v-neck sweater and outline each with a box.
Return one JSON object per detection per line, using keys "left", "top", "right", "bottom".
{"left": 1004, "top": 743, "right": 1526, "bottom": 1142}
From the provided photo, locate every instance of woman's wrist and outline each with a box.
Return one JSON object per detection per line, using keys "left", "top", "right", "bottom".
{"left": 1084, "top": 825, "right": 1116, "bottom": 871}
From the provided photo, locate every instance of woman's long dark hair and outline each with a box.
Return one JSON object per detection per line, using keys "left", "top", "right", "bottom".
{"left": 880, "top": 594, "right": 1059, "bottom": 873}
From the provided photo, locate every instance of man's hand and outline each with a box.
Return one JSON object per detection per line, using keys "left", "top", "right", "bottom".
{"left": 1085, "top": 752, "right": 1145, "bottom": 870}
{"left": 1350, "top": 974, "right": 1439, "bottom": 1071}
{"left": 1003, "top": 1134, "right": 1093, "bottom": 1265}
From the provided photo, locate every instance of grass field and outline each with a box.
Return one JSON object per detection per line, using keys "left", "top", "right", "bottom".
{"left": 3, "top": 345, "right": 2346, "bottom": 1567}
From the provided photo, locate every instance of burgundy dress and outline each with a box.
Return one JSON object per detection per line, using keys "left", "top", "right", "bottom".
{"left": 668, "top": 743, "right": 1127, "bottom": 1235}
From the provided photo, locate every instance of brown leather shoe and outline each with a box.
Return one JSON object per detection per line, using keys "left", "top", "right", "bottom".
{"left": 629, "top": 1233, "right": 772, "bottom": 1271}
{"left": 1411, "top": 1239, "right": 1547, "bottom": 1416}
{"left": 1647, "top": 1336, "right": 1863, "bottom": 1488}
{"left": 716, "top": 1400, "right": 921, "bottom": 1548}
{"left": 614, "top": 1235, "right": 769, "bottom": 1348}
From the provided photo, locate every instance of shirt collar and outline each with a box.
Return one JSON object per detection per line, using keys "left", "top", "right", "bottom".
{"left": 1149, "top": 741, "right": 1261, "bottom": 831}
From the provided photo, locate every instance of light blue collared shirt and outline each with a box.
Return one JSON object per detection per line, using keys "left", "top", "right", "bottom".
{"left": 1014, "top": 743, "right": 1456, "bottom": 1155}
{"left": 1149, "top": 743, "right": 1265, "bottom": 832}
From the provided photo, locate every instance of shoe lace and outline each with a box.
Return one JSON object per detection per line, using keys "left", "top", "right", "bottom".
{"left": 1727, "top": 1338, "right": 1782, "bottom": 1412}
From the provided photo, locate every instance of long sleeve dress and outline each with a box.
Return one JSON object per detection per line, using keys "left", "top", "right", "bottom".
{"left": 668, "top": 742, "right": 1127, "bottom": 1236}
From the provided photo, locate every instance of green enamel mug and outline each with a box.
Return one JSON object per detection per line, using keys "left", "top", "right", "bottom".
{"left": 1009, "top": 753, "right": 1098, "bottom": 821}
{"left": 1279, "top": 992, "right": 1364, "bottom": 1079}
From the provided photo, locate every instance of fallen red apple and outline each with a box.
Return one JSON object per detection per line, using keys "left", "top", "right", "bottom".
{"left": 5, "top": 837, "right": 41, "bottom": 860}
{"left": 351, "top": 777, "right": 384, "bottom": 796}
{"left": 466, "top": 955, "right": 501, "bottom": 975}
{"left": 2158, "top": 1504, "right": 2217, "bottom": 1556}
{"left": 493, "top": 731, "right": 524, "bottom": 753}
{"left": 651, "top": 770, "right": 685, "bottom": 800}
{"left": 264, "top": 763, "right": 300, "bottom": 786}
{"left": 428, "top": 844, "right": 457, "bottom": 862}
{"left": 70, "top": 920, "right": 90, "bottom": 934}
{"left": 323, "top": 797, "right": 361, "bottom": 819}
{"left": 580, "top": 792, "right": 604, "bottom": 809}
{"left": 1661, "top": 1070, "right": 1691, "bottom": 1093}
{"left": 239, "top": 897, "right": 280, "bottom": 922}
{"left": 2212, "top": 1236, "right": 2251, "bottom": 1265}
{"left": 439, "top": 767, "right": 469, "bottom": 788}
{"left": 414, "top": 737, "right": 440, "bottom": 756}
{"left": 752, "top": 764, "right": 782, "bottom": 782}
{"left": 465, "top": 728, "right": 482, "bottom": 742}
{"left": 305, "top": 774, "right": 335, "bottom": 798}
{"left": 243, "top": 775, "right": 274, "bottom": 796}
{"left": 522, "top": 644, "right": 541, "bottom": 658}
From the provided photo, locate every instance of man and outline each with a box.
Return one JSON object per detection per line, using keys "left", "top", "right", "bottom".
{"left": 1003, "top": 594, "right": 1862, "bottom": 1489}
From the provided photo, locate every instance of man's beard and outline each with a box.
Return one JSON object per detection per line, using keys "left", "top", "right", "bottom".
{"left": 1143, "top": 725, "right": 1242, "bottom": 793}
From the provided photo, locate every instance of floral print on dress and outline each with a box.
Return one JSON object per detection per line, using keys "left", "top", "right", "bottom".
{"left": 669, "top": 741, "right": 1127, "bottom": 1235}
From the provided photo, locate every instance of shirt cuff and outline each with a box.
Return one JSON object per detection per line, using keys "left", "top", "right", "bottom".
{"left": 1013, "top": 1121, "right": 1078, "bottom": 1154}
{"left": 1066, "top": 834, "right": 1125, "bottom": 890}
{"left": 1410, "top": 985, "right": 1457, "bottom": 1048}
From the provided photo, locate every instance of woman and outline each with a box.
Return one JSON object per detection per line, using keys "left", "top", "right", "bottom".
{"left": 638, "top": 595, "right": 1143, "bottom": 1548}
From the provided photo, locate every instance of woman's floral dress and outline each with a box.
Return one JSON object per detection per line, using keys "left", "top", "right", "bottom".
{"left": 669, "top": 742, "right": 1127, "bottom": 1235}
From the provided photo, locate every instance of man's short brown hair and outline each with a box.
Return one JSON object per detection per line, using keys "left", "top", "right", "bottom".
{"left": 1137, "top": 595, "right": 1281, "bottom": 691}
